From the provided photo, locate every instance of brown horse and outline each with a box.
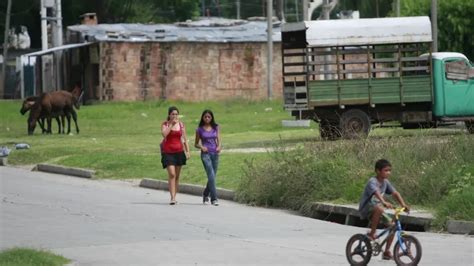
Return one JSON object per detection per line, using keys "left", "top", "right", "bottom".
{"left": 20, "top": 96, "right": 65, "bottom": 134}
{"left": 26, "top": 89, "right": 80, "bottom": 135}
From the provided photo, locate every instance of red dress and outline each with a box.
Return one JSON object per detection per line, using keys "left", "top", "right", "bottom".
{"left": 162, "top": 122, "right": 183, "bottom": 154}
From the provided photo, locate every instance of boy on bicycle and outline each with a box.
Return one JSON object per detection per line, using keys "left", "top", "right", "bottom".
{"left": 358, "top": 159, "right": 409, "bottom": 260}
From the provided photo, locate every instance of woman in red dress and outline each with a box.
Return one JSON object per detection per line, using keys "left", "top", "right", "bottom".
{"left": 161, "top": 106, "right": 190, "bottom": 205}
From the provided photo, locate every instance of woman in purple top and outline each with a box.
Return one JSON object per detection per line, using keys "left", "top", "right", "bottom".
{"left": 194, "top": 110, "right": 221, "bottom": 206}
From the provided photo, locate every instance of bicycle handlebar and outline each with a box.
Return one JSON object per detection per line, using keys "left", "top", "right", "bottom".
{"left": 394, "top": 207, "right": 406, "bottom": 220}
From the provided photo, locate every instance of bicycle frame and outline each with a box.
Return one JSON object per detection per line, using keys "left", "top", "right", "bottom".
{"left": 371, "top": 208, "right": 410, "bottom": 255}
{"left": 347, "top": 207, "right": 421, "bottom": 266}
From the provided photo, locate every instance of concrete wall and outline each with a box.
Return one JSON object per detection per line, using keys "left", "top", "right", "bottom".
{"left": 99, "top": 42, "right": 282, "bottom": 101}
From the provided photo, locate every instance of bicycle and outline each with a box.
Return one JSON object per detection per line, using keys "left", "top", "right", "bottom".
{"left": 345, "top": 207, "right": 422, "bottom": 266}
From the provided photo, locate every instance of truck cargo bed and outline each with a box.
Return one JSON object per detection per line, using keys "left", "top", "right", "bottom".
{"left": 308, "top": 75, "right": 432, "bottom": 107}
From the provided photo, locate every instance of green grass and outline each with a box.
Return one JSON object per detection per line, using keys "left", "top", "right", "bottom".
{"left": 0, "top": 248, "right": 70, "bottom": 266}
{"left": 0, "top": 99, "right": 309, "bottom": 189}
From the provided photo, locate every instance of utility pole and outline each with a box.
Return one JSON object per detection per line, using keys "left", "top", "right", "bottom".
{"left": 431, "top": 0, "right": 438, "bottom": 52}
{"left": 54, "top": 0, "right": 63, "bottom": 47}
{"left": 295, "top": 0, "right": 299, "bottom": 21}
{"left": 54, "top": 0, "right": 64, "bottom": 91}
{"left": 216, "top": 0, "right": 221, "bottom": 17}
{"left": 262, "top": 0, "right": 266, "bottom": 16}
{"left": 396, "top": 0, "right": 400, "bottom": 17}
{"left": 303, "top": 0, "right": 308, "bottom": 20}
{"left": 267, "top": 0, "right": 273, "bottom": 99}
{"left": 41, "top": 0, "right": 48, "bottom": 50}
{"left": 1, "top": 0, "right": 12, "bottom": 98}
{"left": 375, "top": 0, "right": 379, "bottom": 18}
{"left": 278, "top": 0, "right": 285, "bottom": 22}
{"left": 236, "top": 0, "right": 240, "bottom": 19}
{"left": 40, "top": 0, "right": 63, "bottom": 92}
{"left": 322, "top": 0, "right": 330, "bottom": 80}
{"left": 40, "top": 0, "right": 50, "bottom": 94}
{"left": 202, "top": 0, "right": 205, "bottom": 16}
{"left": 322, "top": 0, "right": 330, "bottom": 19}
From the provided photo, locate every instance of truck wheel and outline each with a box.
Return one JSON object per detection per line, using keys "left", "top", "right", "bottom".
{"left": 319, "top": 120, "right": 342, "bottom": 140}
{"left": 340, "top": 109, "right": 371, "bottom": 139}
{"left": 466, "top": 121, "right": 474, "bottom": 134}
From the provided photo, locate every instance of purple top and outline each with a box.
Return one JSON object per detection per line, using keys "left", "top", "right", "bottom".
{"left": 196, "top": 126, "right": 219, "bottom": 153}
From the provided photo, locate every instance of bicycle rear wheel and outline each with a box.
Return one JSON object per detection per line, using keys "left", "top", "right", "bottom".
{"left": 345, "top": 234, "right": 372, "bottom": 266}
{"left": 393, "top": 234, "right": 422, "bottom": 266}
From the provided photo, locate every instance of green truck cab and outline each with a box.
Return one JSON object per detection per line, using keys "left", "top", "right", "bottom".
{"left": 281, "top": 16, "right": 474, "bottom": 139}
{"left": 432, "top": 53, "right": 474, "bottom": 118}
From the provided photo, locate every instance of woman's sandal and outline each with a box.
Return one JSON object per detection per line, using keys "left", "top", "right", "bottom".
{"left": 382, "top": 251, "right": 393, "bottom": 260}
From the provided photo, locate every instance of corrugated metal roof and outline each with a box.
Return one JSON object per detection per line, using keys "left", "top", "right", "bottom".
{"left": 282, "top": 16, "right": 432, "bottom": 47}
{"left": 68, "top": 18, "right": 281, "bottom": 43}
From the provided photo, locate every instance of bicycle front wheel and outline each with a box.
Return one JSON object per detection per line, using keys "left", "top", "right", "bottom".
{"left": 345, "top": 234, "right": 372, "bottom": 266}
{"left": 393, "top": 234, "right": 422, "bottom": 266}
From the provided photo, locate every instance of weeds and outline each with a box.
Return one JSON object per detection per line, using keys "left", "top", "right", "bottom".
{"left": 237, "top": 134, "right": 474, "bottom": 223}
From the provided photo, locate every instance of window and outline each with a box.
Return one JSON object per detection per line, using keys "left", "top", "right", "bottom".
{"left": 445, "top": 60, "right": 469, "bottom": 81}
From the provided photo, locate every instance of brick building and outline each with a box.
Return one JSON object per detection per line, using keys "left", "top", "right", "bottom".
{"left": 67, "top": 18, "right": 283, "bottom": 102}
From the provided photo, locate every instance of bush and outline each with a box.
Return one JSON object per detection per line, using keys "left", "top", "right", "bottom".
{"left": 236, "top": 134, "right": 474, "bottom": 219}
{"left": 434, "top": 185, "right": 474, "bottom": 229}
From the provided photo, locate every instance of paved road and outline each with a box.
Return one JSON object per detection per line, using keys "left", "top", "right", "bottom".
{"left": 1, "top": 167, "right": 472, "bottom": 265}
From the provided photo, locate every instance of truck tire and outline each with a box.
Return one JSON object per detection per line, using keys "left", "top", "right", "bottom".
{"left": 340, "top": 109, "right": 371, "bottom": 139}
{"left": 466, "top": 121, "right": 474, "bottom": 134}
{"left": 319, "top": 120, "right": 342, "bottom": 140}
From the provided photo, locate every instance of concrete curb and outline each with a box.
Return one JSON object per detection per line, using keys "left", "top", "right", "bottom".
{"left": 307, "top": 202, "right": 433, "bottom": 231}
{"left": 0, "top": 157, "right": 7, "bottom": 166}
{"left": 447, "top": 220, "right": 474, "bottom": 235}
{"left": 37, "top": 163, "right": 95, "bottom": 179}
{"left": 281, "top": 120, "right": 311, "bottom": 127}
{"left": 139, "top": 178, "right": 235, "bottom": 201}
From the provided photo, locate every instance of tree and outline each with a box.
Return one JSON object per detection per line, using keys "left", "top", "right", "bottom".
{"left": 437, "top": 0, "right": 474, "bottom": 60}
{"left": 62, "top": 0, "right": 199, "bottom": 24}
{"left": 333, "top": 0, "right": 395, "bottom": 19}
{"left": 218, "top": 0, "right": 266, "bottom": 19}
{"left": 398, "top": 0, "right": 474, "bottom": 60}
{"left": 0, "top": 0, "right": 40, "bottom": 48}
{"left": 0, "top": 0, "right": 200, "bottom": 49}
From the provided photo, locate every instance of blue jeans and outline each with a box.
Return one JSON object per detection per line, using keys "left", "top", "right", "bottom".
{"left": 201, "top": 152, "right": 219, "bottom": 201}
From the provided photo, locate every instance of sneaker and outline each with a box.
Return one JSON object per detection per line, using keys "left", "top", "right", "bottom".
{"left": 211, "top": 200, "right": 219, "bottom": 206}
{"left": 203, "top": 195, "right": 210, "bottom": 204}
